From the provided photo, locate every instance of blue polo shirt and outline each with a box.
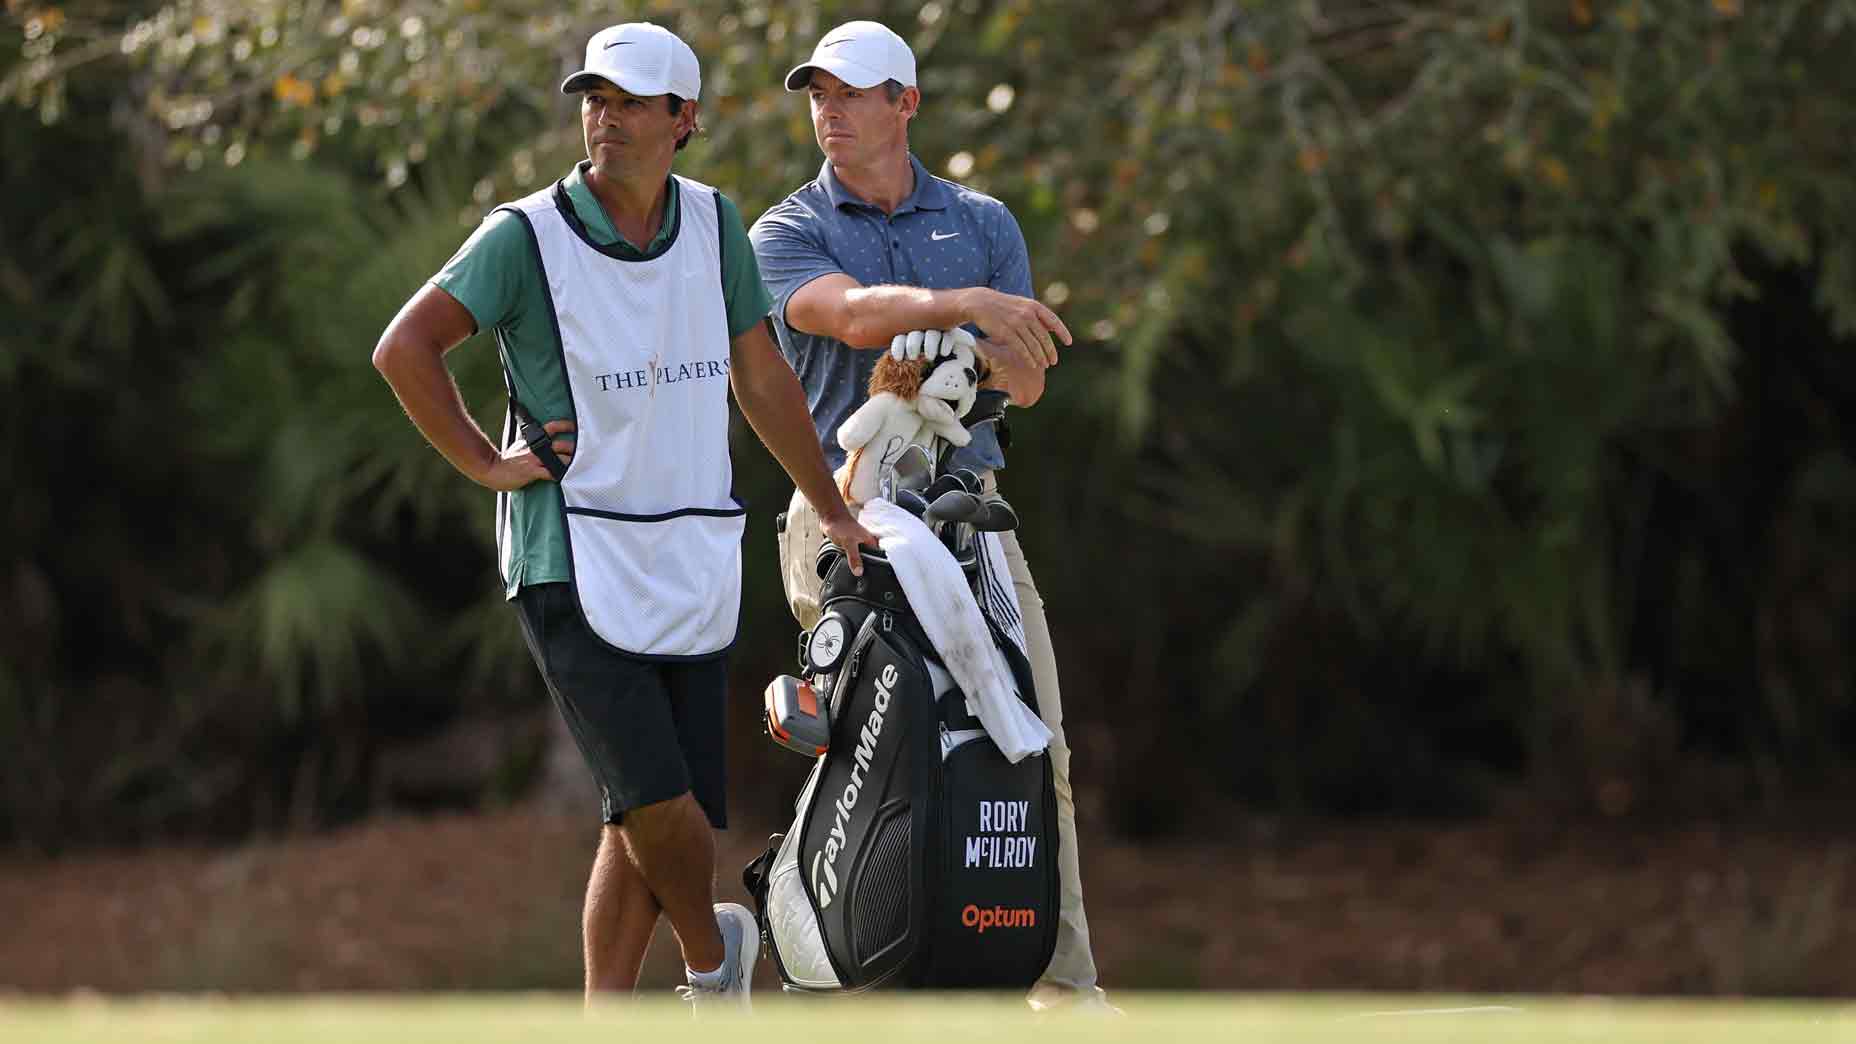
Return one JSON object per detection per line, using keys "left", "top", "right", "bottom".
{"left": 749, "top": 154, "right": 1033, "bottom": 472}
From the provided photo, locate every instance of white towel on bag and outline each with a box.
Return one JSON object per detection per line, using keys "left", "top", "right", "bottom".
{"left": 856, "top": 498, "right": 1052, "bottom": 762}
{"left": 974, "top": 530, "right": 1027, "bottom": 655}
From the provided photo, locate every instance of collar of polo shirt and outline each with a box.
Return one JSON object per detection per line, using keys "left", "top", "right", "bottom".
{"left": 820, "top": 154, "right": 951, "bottom": 214}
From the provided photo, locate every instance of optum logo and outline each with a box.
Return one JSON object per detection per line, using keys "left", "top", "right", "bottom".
{"left": 960, "top": 904, "right": 1036, "bottom": 933}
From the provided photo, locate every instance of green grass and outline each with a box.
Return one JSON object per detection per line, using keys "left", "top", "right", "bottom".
{"left": 2, "top": 994, "right": 1853, "bottom": 1044}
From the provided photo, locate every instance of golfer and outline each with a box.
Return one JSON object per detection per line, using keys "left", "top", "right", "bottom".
{"left": 749, "top": 19, "right": 1115, "bottom": 1012}
{"left": 371, "top": 21, "right": 874, "bottom": 1009}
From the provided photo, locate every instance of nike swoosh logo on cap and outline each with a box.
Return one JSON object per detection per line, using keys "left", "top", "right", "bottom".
{"left": 604, "top": 40, "right": 635, "bottom": 49}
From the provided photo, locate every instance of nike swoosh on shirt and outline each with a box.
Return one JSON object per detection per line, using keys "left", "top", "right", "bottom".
{"left": 930, "top": 231, "right": 961, "bottom": 241}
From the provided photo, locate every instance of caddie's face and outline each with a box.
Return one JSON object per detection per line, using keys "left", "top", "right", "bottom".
{"left": 807, "top": 69, "right": 916, "bottom": 168}
{"left": 579, "top": 80, "right": 694, "bottom": 176}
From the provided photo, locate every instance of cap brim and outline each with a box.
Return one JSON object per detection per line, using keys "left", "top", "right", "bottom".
{"left": 782, "top": 64, "right": 814, "bottom": 91}
{"left": 562, "top": 71, "right": 682, "bottom": 96}
{"left": 783, "top": 57, "right": 891, "bottom": 92}
{"left": 562, "top": 70, "right": 608, "bottom": 94}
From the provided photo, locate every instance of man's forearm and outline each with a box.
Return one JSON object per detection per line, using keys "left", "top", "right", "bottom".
{"left": 373, "top": 336, "right": 499, "bottom": 484}
{"left": 792, "top": 278, "right": 1064, "bottom": 376}
{"left": 834, "top": 284, "right": 973, "bottom": 348}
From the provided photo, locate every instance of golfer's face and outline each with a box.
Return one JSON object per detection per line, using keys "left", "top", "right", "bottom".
{"left": 580, "top": 82, "right": 681, "bottom": 171}
{"left": 807, "top": 70, "right": 909, "bottom": 166}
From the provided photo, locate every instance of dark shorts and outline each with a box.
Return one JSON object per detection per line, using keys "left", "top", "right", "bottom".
{"left": 514, "top": 582, "right": 727, "bottom": 828}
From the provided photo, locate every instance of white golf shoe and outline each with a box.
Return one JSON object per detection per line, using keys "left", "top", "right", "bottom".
{"left": 680, "top": 902, "right": 759, "bottom": 1014}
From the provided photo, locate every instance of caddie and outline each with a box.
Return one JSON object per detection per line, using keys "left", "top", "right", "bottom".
{"left": 371, "top": 20, "right": 875, "bottom": 1010}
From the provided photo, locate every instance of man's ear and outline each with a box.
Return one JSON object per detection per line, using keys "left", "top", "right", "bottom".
{"left": 677, "top": 99, "right": 701, "bottom": 137}
{"left": 898, "top": 85, "right": 921, "bottom": 121}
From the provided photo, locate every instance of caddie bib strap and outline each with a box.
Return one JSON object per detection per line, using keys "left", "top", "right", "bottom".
{"left": 510, "top": 394, "right": 568, "bottom": 481}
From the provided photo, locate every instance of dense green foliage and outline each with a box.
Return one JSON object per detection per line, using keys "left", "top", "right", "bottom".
{"left": 4, "top": 0, "right": 1856, "bottom": 847}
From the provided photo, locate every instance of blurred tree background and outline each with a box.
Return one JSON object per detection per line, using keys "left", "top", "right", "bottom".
{"left": 3, "top": 0, "right": 1855, "bottom": 852}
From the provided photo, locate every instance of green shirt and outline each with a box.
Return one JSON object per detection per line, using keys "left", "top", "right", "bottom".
{"left": 433, "top": 164, "right": 773, "bottom": 598}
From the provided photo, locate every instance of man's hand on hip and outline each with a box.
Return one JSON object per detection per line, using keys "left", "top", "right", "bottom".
{"left": 478, "top": 419, "right": 576, "bottom": 491}
{"left": 960, "top": 287, "right": 1071, "bottom": 370}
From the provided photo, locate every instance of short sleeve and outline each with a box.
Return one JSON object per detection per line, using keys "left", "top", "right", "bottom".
{"left": 431, "top": 209, "right": 538, "bottom": 335}
{"left": 716, "top": 193, "right": 775, "bottom": 338}
{"left": 987, "top": 204, "right": 1035, "bottom": 300}
{"left": 749, "top": 202, "right": 849, "bottom": 327}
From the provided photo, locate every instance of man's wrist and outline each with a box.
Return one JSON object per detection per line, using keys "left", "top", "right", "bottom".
{"left": 949, "top": 286, "right": 977, "bottom": 327}
{"left": 460, "top": 440, "right": 500, "bottom": 487}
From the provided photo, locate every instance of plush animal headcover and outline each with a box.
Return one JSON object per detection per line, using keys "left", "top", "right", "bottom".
{"left": 834, "top": 341, "right": 987, "bottom": 507}
{"left": 867, "top": 347, "right": 986, "bottom": 418}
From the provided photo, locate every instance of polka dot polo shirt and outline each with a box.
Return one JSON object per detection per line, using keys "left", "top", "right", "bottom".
{"left": 749, "top": 153, "right": 1034, "bottom": 473}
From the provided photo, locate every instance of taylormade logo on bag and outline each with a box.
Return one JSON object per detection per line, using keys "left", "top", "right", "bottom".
{"left": 811, "top": 663, "right": 899, "bottom": 909}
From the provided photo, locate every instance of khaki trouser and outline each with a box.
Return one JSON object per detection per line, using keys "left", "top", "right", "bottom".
{"left": 778, "top": 481, "right": 1102, "bottom": 997}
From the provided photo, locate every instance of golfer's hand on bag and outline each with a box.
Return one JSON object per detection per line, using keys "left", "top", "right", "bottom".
{"left": 480, "top": 419, "right": 576, "bottom": 491}
{"left": 819, "top": 508, "right": 879, "bottom": 576}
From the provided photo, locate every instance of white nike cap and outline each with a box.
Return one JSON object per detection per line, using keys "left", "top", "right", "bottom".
{"left": 784, "top": 20, "right": 916, "bottom": 92}
{"left": 561, "top": 23, "right": 701, "bottom": 100}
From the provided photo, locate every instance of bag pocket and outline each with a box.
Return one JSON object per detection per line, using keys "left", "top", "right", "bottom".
{"left": 926, "top": 735, "right": 1059, "bottom": 989}
{"left": 767, "top": 814, "right": 843, "bottom": 989}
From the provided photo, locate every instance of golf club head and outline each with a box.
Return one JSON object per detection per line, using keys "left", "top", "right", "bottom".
{"left": 889, "top": 444, "right": 934, "bottom": 494}
{"left": 972, "top": 495, "right": 1020, "bottom": 532}
{"left": 922, "top": 472, "right": 965, "bottom": 502}
{"left": 924, "top": 489, "right": 983, "bottom": 524}
{"left": 950, "top": 468, "right": 985, "bottom": 496}
{"left": 894, "top": 488, "right": 931, "bottom": 517}
{"left": 947, "top": 519, "right": 977, "bottom": 558}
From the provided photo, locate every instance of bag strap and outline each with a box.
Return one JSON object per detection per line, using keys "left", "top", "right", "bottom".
{"left": 742, "top": 833, "right": 780, "bottom": 909}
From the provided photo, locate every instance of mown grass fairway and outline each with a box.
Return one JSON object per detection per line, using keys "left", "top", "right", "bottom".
{"left": 2, "top": 994, "right": 1851, "bottom": 1043}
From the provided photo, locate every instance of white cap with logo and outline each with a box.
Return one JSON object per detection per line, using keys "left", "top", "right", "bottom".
{"left": 561, "top": 23, "right": 701, "bottom": 100}
{"left": 784, "top": 20, "right": 917, "bottom": 92}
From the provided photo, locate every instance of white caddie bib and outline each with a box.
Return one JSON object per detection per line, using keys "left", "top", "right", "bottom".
{"left": 498, "top": 174, "right": 743, "bottom": 658}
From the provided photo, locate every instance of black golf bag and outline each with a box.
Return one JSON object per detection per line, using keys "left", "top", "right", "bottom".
{"left": 744, "top": 534, "right": 1060, "bottom": 991}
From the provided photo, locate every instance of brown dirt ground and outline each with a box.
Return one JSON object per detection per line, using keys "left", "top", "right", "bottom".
{"left": 1, "top": 804, "right": 1852, "bottom": 998}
